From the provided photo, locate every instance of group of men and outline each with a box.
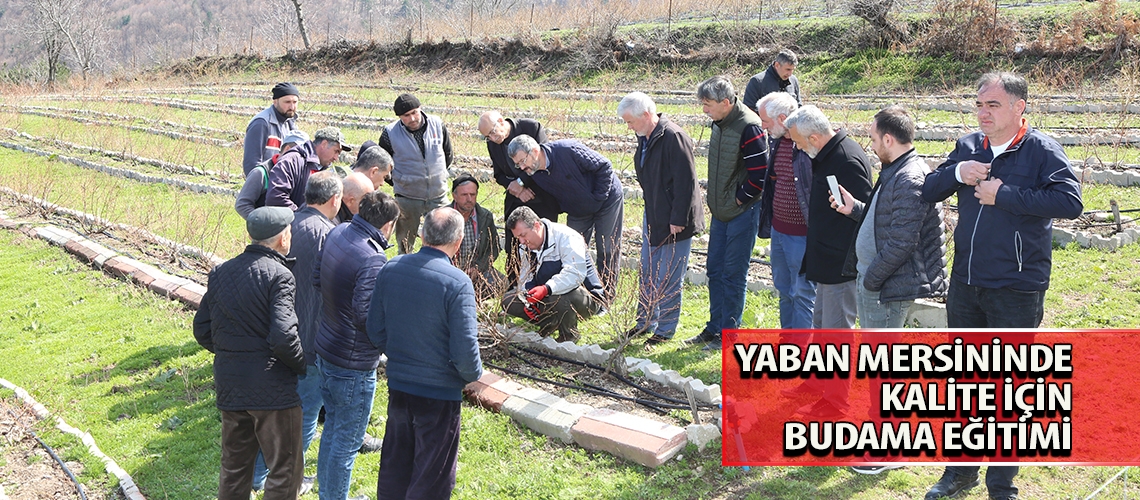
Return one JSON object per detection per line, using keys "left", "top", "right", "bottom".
{"left": 201, "top": 58, "right": 1083, "bottom": 500}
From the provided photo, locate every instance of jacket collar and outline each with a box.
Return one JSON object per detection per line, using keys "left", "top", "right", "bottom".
{"left": 877, "top": 148, "right": 917, "bottom": 186}
{"left": 715, "top": 99, "right": 747, "bottom": 126}
{"left": 645, "top": 114, "right": 669, "bottom": 147}
{"left": 245, "top": 243, "right": 294, "bottom": 266}
{"left": 418, "top": 246, "right": 451, "bottom": 260}
{"left": 766, "top": 65, "right": 791, "bottom": 88}
{"left": 350, "top": 216, "right": 390, "bottom": 250}
{"left": 982, "top": 118, "right": 1029, "bottom": 153}
{"left": 815, "top": 128, "right": 848, "bottom": 162}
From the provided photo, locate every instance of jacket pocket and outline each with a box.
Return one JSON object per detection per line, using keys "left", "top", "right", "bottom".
{"left": 1014, "top": 231, "right": 1023, "bottom": 273}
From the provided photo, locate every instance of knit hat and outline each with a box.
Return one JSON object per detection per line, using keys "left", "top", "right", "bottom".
{"left": 393, "top": 93, "right": 421, "bottom": 116}
{"left": 452, "top": 174, "right": 479, "bottom": 192}
{"left": 247, "top": 206, "right": 294, "bottom": 240}
{"left": 272, "top": 83, "right": 300, "bottom": 100}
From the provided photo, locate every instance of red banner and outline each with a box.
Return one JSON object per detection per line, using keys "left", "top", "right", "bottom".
{"left": 721, "top": 329, "right": 1140, "bottom": 466}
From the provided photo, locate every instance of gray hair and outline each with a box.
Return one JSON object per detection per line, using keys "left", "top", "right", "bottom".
{"left": 759, "top": 92, "right": 798, "bottom": 121}
{"left": 422, "top": 207, "right": 465, "bottom": 247}
{"left": 357, "top": 191, "right": 400, "bottom": 229}
{"left": 977, "top": 72, "right": 1028, "bottom": 104}
{"left": 304, "top": 170, "right": 343, "bottom": 206}
{"left": 774, "top": 49, "right": 798, "bottom": 66}
{"left": 507, "top": 134, "right": 540, "bottom": 159}
{"left": 506, "top": 206, "right": 540, "bottom": 232}
{"left": 353, "top": 146, "right": 393, "bottom": 172}
{"left": 783, "top": 105, "right": 833, "bottom": 138}
{"left": 697, "top": 76, "right": 736, "bottom": 103}
{"left": 617, "top": 92, "right": 656, "bottom": 118}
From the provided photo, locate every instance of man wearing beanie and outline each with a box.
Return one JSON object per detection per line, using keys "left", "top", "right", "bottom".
{"left": 194, "top": 206, "right": 307, "bottom": 499}
{"left": 377, "top": 93, "right": 454, "bottom": 254}
{"left": 244, "top": 83, "right": 300, "bottom": 175}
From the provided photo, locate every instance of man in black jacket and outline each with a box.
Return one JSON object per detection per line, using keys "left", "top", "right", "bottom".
{"left": 617, "top": 92, "right": 704, "bottom": 347}
{"left": 193, "top": 206, "right": 306, "bottom": 500}
{"left": 450, "top": 174, "right": 504, "bottom": 300}
{"left": 783, "top": 105, "right": 873, "bottom": 420}
{"left": 743, "top": 49, "right": 802, "bottom": 114}
{"left": 478, "top": 110, "right": 561, "bottom": 282}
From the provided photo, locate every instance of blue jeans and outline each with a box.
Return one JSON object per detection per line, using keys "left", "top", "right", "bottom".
{"left": 567, "top": 192, "right": 624, "bottom": 299}
{"left": 855, "top": 273, "right": 911, "bottom": 329}
{"left": 253, "top": 364, "right": 324, "bottom": 490}
{"left": 635, "top": 221, "right": 692, "bottom": 339}
{"left": 705, "top": 203, "right": 760, "bottom": 334}
{"left": 769, "top": 228, "right": 816, "bottom": 330}
{"left": 317, "top": 356, "right": 376, "bottom": 500}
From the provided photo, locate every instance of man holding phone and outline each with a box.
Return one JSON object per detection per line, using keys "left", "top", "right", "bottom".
{"left": 782, "top": 104, "right": 873, "bottom": 420}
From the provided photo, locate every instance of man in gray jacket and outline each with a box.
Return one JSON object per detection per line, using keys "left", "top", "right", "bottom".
{"left": 378, "top": 93, "right": 453, "bottom": 254}
{"left": 831, "top": 106, "right": 947, "bottom": 328}
{"left": 243, "top": 83, "right": 299, "bottom": 175}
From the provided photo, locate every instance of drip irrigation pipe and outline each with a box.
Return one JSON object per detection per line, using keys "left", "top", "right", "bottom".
{"left": 509, "top": 345, "right": 719, "bottom": 410}
{"left": 481, "top": 360, "right": 673, "bottom": 414}
{"left": 5, "top": 408, "right": 88, "bottom": 500}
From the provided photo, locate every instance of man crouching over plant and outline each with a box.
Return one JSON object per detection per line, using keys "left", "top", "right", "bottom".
{"left": 501, "top": 206, "right": 606, "bottom": 343}
{"left": 193, "top": 206, "right": 307, "bottom": 500}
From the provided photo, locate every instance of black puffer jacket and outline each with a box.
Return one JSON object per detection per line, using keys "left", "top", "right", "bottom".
{"left": 193, "top": 244, "right": 306, "bottom": 411}
{"left": 842, "top": 150, "right": 948, "bottom": 302}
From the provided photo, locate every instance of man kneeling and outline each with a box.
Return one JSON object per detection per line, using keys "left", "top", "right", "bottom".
{"left": 502, "top": 206, "right": 605, "bottom": 343}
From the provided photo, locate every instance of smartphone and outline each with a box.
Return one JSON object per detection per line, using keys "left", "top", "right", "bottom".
{"left": 827, "top": 175, "right": 843, "bottom": 208}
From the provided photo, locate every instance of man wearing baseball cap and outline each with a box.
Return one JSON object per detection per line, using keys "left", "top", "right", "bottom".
{"left": 236, "top": 130, "right": 310, "bottom": 219}
{"left": 194, "top": 206, "right": 307, "bottom": 499}
{"left": 266, "top": 126, "right": 352, "bottom": 211}
{"left": 376, "top": 93, "right": 454, "bottom": 254}
{"left": 243, "top": 82, "right": 300, "bottom": 175}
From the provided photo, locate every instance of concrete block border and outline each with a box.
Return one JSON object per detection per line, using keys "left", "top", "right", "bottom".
{"left": 0, "top": 377, "right": 146, "bottom": 500}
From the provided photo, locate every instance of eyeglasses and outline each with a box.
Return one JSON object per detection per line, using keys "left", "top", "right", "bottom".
{"left": 513, "top": 151, "right": 536, "bottom": 171}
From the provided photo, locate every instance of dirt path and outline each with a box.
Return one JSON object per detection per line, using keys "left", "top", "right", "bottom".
{"left": 0, "top": 397, "right": 84, "bottom": 500}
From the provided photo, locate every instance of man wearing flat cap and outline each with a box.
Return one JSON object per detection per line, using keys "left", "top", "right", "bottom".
{"left": 244, "top": 82, "right": 300, "bottom": 175}
{"left": 449, "top": 174, "right": 503, "bottom": 300}
{"left": 377, "top": 93, "right": 454, "bottom": 254}
{"left": 194, "top": 206, "right": 307, "bottom": 499}
{"left": 266, "top": 126, "right": 353, "bottom": 211}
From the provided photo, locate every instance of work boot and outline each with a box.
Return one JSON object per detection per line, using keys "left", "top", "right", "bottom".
{"left": 924, "top": 468, "right": 981, "bottom": 499}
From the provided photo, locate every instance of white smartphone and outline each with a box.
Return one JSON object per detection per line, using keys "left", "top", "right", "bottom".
{"left": 827, "top": 175, "right": 844, "bottom": 208}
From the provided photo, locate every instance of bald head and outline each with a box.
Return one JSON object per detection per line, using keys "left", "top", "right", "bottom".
{"left": 478, "top": 110, "right": 511, "bottom": 144}
{"left": 342, "top": 172, "right": 375, "bottom": 215}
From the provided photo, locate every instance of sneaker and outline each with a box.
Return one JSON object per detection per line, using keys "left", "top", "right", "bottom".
{"left": 358, "top": 434, "right": 383, "bottom": 453}
{"left": 924, "top": 468, "right": 981, "bottom": 500}
{"left": 643, "top": 334, "right": 670, "bottom": 348}
{"left": 850, "top": 465, "right": 904, "bottom": 475}
{"left": 298, "top": 475, "right": 315, "bottom": 496}
{"left": 794, "top": 399, "right": 846, "bottom": 420}
{"left": 682, "top": 328, "right": 718, "bottom": 346}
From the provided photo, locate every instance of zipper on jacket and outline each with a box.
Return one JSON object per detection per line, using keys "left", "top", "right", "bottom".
{"left": 1014, "top": 231, "right": 1023, "bottom": 272}
{"left": 967, "top": 206, "right": 984, "bottom": 285}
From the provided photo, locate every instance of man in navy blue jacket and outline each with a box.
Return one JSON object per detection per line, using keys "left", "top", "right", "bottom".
{"left": 313, "top": 191, "right": 400, "bottom": 500}
{"left": 920, "top": 72, "right": 1083, "bottom": 500}
{"left": 366, "top": 207, "right": 483, "bottom": 499}
{"left": 507, "top": 135, "right": 623, "bottom": 299}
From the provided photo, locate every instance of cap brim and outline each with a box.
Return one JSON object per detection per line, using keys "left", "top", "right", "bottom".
{"left": 341, "top": 144, "right": 353, "bottom": 152}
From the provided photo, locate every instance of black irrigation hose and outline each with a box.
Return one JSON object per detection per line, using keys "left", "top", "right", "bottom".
{"left": 5, "top": 408, "right": 87, "bottom": 500}
{"left": 510, "top": 345, "right": 720, "bottom": 410}
{"left": 482, "top": 359, "right": 673, "bottom": 415}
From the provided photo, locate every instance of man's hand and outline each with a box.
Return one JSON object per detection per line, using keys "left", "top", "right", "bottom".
{"left": 525, "top": 285, "right": 550, "bottom": 304}
{"left": 829, "top": 184, "right": 855, "bottom": 215}
{"left": 670, "top": 224, "right": 684, "bottom": 235}
{"left": 959, "top": 160, "right": 991, "bottom": 187}
{"left": 507, "top": 181, "right": 535, "bottom": 202}
{"left": 975, "top": 178, "right": 1002, "bottom": 205}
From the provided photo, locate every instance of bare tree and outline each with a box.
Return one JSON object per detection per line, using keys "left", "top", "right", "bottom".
{"left": 23, "top": 0, "right": 109, "bottom": 84}
{"left": 288, "top": 0, "right": 312, "bottom": 50}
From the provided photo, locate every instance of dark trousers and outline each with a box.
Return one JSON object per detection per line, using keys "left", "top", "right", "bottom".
{"left": 942, "top": 281, "right": 1045, "bottom": 498}
{"left": 219, "top": 406, "right": 303, "bottom": 500}
{"left": 502, "top": 285, "right": 600, "bottom": 343}
{"left": 503, "top": 193, "right": 561, "bottom": 284}
{"left": 376, "top": 389, "right": 461, "bottom": 500}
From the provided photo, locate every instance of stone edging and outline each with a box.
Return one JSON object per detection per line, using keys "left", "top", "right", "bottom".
{"left": 0, "top": 378, "right": 146, "bottom": 500}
